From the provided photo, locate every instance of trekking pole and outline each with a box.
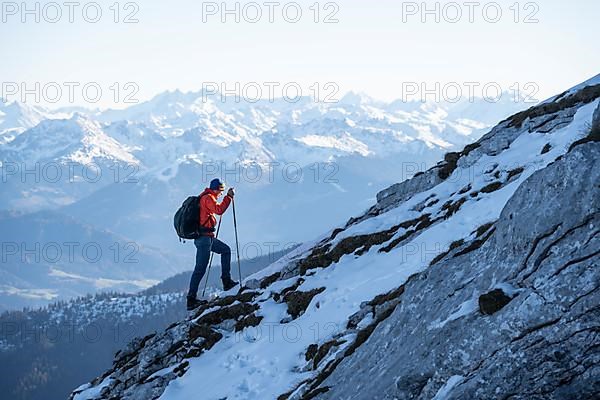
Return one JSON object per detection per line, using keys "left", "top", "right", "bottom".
{"left": 201, "top": 214, "right": 222, "bottom": 297}
{"left": 232, "top": 197, "right": 243, "bottom": 290}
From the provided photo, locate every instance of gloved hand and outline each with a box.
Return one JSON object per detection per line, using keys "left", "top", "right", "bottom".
{"left": 227, "top": 188, "right": 235, "bottom": 198}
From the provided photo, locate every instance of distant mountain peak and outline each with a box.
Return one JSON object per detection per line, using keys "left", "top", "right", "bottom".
{"left": 339, "top": 91, "right": 374, "bottom": 105}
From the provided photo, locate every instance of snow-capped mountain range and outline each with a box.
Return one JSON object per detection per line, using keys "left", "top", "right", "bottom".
{"left": 70, "top": 76, "right": 600, "bottom": 400}
{"left": 1, "top": 90, "right": 529, "bottom": 184}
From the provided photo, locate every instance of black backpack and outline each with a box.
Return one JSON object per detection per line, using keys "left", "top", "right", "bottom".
{"left": 174, "top": 193, "right": 214, "bottom": 240}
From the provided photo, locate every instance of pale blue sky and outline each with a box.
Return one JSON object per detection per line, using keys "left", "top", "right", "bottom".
{"left": 1, "top": 0, "right": 598, "bottom": 108}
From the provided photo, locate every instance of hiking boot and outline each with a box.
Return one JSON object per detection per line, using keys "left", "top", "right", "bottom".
{"left": 187, "top": 296, "right": 207, "bottom": 311}
{"left": 222, "top": 278, "right": 239, "bottom": 291}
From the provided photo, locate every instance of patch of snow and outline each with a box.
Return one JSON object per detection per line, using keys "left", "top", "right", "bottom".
{"left": 432, "top": 375, "right": 465, "bottom": 400}
{"left": 73, "top": 378, "right": 115, "bottom": 400}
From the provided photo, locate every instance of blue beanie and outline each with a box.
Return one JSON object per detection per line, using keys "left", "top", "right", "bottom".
{"left": 210, "top": 178, "right": 225, "bottom": 190}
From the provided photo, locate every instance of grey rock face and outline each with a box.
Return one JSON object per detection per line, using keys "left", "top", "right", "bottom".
{"left": 375, "top": 169, "right": 443, "bottom": 212}
{"left": 314, "top": 143, "right": 600, "bottom": 400}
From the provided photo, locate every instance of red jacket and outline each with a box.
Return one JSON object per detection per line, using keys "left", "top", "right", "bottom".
{"left": 199, "top": 188, "right": 232, "bottom": 236}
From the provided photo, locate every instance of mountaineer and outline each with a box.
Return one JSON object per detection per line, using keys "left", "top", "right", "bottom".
{"left": 185, "top": 178, "right": 238, "bottom": 310}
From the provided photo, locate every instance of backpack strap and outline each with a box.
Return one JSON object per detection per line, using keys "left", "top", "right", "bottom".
{"left": 198, "top": 192, "right": 216, "bottom": 232}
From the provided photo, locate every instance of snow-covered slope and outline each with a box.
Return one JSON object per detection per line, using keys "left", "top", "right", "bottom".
{"left": 69, "top": 78, "right": 600, "bottom": 400}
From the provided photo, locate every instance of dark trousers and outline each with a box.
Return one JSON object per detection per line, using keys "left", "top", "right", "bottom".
{"left": 187, "top": 236, "right": 231, "bottom": 299}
